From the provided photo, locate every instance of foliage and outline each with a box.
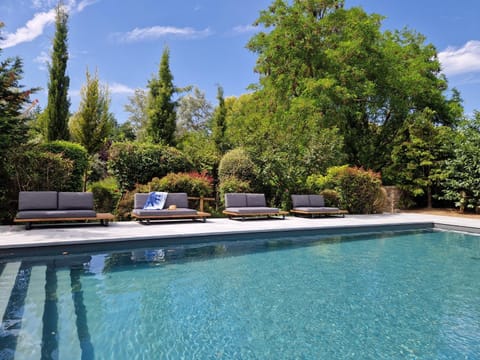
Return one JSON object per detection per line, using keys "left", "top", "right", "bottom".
{"left": 176, "top": 87, "right": 213, "bottom": 136}
{"left": 386, "top": 109, "right": 454, "bottom": 207}
{"left": 11, "top": 149, "right": 74, "bottom": 191}
{"left": 39, "top": 140, "right": 89, "bottom": 192}
{"left": 320, "top": 189, "right": 340, "bottom": 207}
{"left": 69, "top": 69, "right": 115, "bottom": 155}
{"left": 46, "top": 5, "right": 70, "bottom": 141}
{"left": 88, "top": 177, "right": 121, "bottom": 213}
{"left": 176, "top": 130, "right": 220, "bottom": 174}
{"left": 218, "top": 176, "right": 252, "bottom": 206}
{"left": 335, "top": 167, "right": 383, "bottom": 214}
{"left": 124, "top": 88, "right": 148, "bottom": 141}
{"left": 212, "top": 85, "right": 228, "bottom": 154}
{"left": 0, "top": 25, "right": 39, "bottom": 222}
{"left": 246, "top": 0, "right": 462, "bottom": 171}
{"left": 218, "top": 148, "right": 257, "bottom": 183}
{"left": 147, "top": 171, "right": 214, "bottom": 197}
{"left": 108, "top": 142, "right": 192, "bottom": 191}
{"left": 308, "top": 166, "right": 383, "bottom": 214}
{"left": 440, "top": 112, "right": 480, "bottom": 211}
{"left": 146, "top": 47, "right": 176, "bottom": 145}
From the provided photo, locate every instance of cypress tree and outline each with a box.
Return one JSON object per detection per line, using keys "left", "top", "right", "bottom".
{"left": 212, "top": 85, "right": 227, "bottom": 154}
{"left": 146, "top": 47, "right": 176, "bottom": 145}
{"left": 46, "top": 4, "right": 70, "bottom": 141}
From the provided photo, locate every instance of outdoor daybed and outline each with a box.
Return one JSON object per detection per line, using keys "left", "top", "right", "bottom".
{"left": 223, "top": 193, "right": 288, "bottom": 220}
{"left": 14, "top": 191, "right": 114, "bottom": 230}
{"left": 132, "top": 192, "right": 210, "bottom": 223}
{"left": 290, "top": 194, "right": 347, "bottom": 218}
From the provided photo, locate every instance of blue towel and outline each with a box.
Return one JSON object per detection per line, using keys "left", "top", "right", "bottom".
{"left": 143, "top": 192, "right": 168, "bottom": 210}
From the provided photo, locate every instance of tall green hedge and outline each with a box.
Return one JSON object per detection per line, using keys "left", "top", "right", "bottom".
{"left": 108, "top": 142, "right": 192, "bottom": 191}
{"left": 40, "top": 141, "right": 89, "bottom": 191}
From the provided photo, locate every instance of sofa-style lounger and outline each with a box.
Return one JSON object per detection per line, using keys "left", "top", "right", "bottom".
{"left": 14, "top": 191, "right": 114, "bottom": 229}
{"left": 131, "top": 192, "right": 210, "bottom": 223}
{"left": 290, "top": 194, "right": 347, "bottom": 217}
{"left": 223, "top": 193, "right": 288, "bottom": 220}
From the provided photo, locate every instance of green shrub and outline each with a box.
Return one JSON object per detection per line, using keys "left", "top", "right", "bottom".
{"left": 320, "top": 189, "right": 340, "bottom": 207}
{"left": 147, "top": 172, "right": 213, "bottom": 197}
{"left": 108, "top": 142, "right": 192, "bottom": 191}
{"left": 336, "top": 167, "right": 383, "bottom": 214}
{"left": 12, "top": 149, "right": 74, "bottom": 191}
{"left": 218, "top": 148, "right": 256, "bottom": 183}
{"left": 88, "top": 177, "right": 121, "bottom": 213}
{"left": 218, "top": 176, "right": 252, "bottom": 206}
{"left": 308, "top": 166, "right": 383, "bottom": 214}
{"left": 40, "top": 141, "right": 89, "bottom": 191}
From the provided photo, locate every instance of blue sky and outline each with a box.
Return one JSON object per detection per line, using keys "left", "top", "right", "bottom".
{"left": 1, "top": 0, "right": 479, "bottom": 123}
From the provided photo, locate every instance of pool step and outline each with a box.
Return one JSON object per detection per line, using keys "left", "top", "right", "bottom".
{"left": 14, "top": 265, "right": 47, "bottom": 360}
{"left": 0, "top": 262, "right": 21, "bottom": 322}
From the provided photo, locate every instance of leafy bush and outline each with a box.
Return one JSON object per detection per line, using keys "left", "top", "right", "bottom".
{"left": 218, "top": 148, "right": 256, "bottom": 183}
{"left": 218, "top": 176, "right": 252, "bottom": 206}
{"left": 307, "top": 166, "right": 383, "bottom": 214}
{"left": 88, "top": 177, "right": 121, "bottom": 213}
{"left": 147, "top": 172, "right": 214, "bottom": 197}
{"left": 320, "top": 189, "right": 340, "bottom": 207}
{"left": 335, "top": 167, "right": 383, "bottom": 214}
{"left": 108, "top": 142, "right": 192, "bottom": 191}
{"left": 39, "top": 141, "right": 89, "bottom": 191}
{"left": 12, "top": 149, "right": 74, "bottom": 191}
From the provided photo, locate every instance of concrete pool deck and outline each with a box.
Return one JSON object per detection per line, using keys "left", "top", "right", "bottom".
{"left": 1, "top": 212, "right": 480, "bottom": 252}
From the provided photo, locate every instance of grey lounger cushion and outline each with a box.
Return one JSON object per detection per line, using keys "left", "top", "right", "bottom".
{"left": 293, "top": 207, "right": 340, "bottom": 213}
{"left": 132, "top": 208, "right": 197, "bottom": 217}
{"left": 58, "top": 192, "right": 94, "bottom": 210}
{"left": 291, "top": 195, "right": 310, "bottom": 208}
{"left": 225, "top": 207, "right": 280, "bottom": 214}
{"left": 308, "top": 195, "right": 325, "bottom": 207}
{"left": 225, "top": 193, "right": 247, "bottom": 208}
{"left": 134, "top": 193, "right": 189, "bottom": 209}
{"left": 246, "top": 193, "right": 267, "bottom": 207}
{"left": 16, "top": 210, "right": 96, "bottom": 219}
{"left": 18, "top": 191, "right": 58, "bottom": 210}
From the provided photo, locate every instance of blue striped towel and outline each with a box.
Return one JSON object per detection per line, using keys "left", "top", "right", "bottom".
{"left": 143, "top": 192, "right": 168, "bottom": 210}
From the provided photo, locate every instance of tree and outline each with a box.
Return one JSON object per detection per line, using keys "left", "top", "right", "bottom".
{"left": 247, "top": 0, "right": 462, "bottom": 170}
{"left": 69, "top": 69, "right": 114, "bottom": 155}
{"left": 0, "top": 22, "right": 38, "bottom": 221}
{"left": 124, "top": 88, "right": 148, "bottom": 141}
{"left": 46, "top": 4, "right": 70, "bottom": 141}
{"left": 387, "top": 109, "right": 454, "bottom": 208}
{"left": 212, "top": 85, "right": 228, "bottom": 154}
{"left": 441, "top": 112, "right": 480, "bottom": 212}
{"left": 176, "top": 86, "right": 213, "bottom": 137}
{"left": 146, "top": 47, "right": 176, "bottom": 145}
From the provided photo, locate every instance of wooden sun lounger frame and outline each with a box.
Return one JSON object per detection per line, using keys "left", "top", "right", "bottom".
{"left": 14, "top": 212, "right": 115, "bottom": 230}
{"left": 290, "top": 209, "right": 348, "bottom": 218}
{"left": 222, "top": 210, "right": 289, "bottom": 220}
{"left": 132, "top": 211, "right": 211, "bottom": 223}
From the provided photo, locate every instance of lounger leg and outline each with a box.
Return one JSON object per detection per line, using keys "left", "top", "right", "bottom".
{"left": 26, "top": 222, "right": 32, "bottom": 230}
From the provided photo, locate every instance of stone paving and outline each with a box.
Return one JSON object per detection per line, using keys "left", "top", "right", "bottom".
{"left": 1, "top": 212, "right": 480, "bottom": 251}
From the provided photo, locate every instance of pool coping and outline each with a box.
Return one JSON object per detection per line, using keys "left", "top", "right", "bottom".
{"left": 1, "top": 213, "right": 480, "bottom": 258}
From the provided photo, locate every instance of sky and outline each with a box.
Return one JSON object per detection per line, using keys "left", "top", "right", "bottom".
{"left": 1, "top": 0, "right": 479, "bottom": 123}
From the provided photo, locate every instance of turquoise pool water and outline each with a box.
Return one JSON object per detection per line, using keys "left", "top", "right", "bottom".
{"left": 1, "top": 230, "right": 480, "bottom": 359}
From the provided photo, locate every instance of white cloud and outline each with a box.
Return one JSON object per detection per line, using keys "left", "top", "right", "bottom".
{"left": 439, "top": 40, "right": 480, "bottom": 76}
{"left": 117, "top": 26, "right": 212, "bottom": 42}
{"left": 232, "top": 24, "right": 257, "bottom": 34}
{"left": 2, "top": 0, "right": 97, "bottom": 49}
{"left": 108, "top": 82, "right": 135, "bottom": 95}
{"left": 0, "top": 9, "right": 56, "bottom": 48}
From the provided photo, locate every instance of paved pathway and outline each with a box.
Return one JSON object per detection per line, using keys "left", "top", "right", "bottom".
{"left": 1, "top": 213, "right": 479, "bottom": 251}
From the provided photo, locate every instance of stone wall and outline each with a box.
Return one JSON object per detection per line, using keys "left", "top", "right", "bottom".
{"left": 382, "top": 186, "right": 401, "bottom": 213}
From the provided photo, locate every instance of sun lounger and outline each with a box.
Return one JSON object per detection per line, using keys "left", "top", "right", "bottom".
{"left": 223, "top": 193, "right": 288, "bottom": 220}
{"left": 14, "top": 191, "right": 114, "bottom": 229}
{"left": 132, "top": 192, "right": 210, "bottom": 223}
{"left": 290, "top": 194, "right": 347, "bottom": 217}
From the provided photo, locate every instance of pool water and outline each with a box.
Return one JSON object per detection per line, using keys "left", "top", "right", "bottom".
{"left": 1, "top": 230, "right": 480, "bottom": 359}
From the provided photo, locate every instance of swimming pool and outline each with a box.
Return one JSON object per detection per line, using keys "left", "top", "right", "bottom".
{"left": 1, "top": 229, "right": 479, "bottom": 359}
